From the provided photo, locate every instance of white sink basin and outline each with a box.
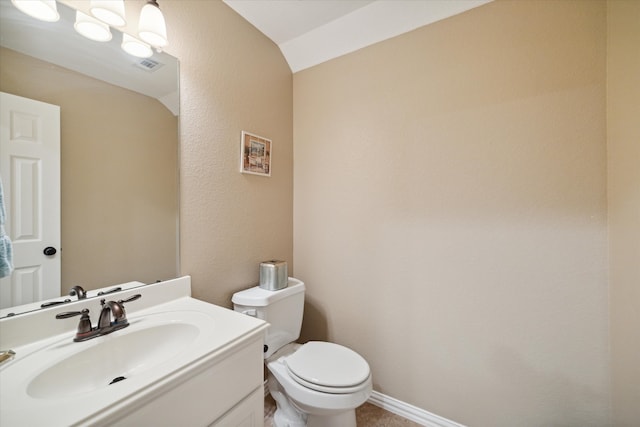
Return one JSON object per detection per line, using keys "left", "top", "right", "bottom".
{"left": 0, "top": 290, "right": 267, "bottom": 427}
{"left": 0, "top": 276, "right": 267, "bottom": 427}
{"left": 27, "top": 321, "right": 199, "bottom": 399}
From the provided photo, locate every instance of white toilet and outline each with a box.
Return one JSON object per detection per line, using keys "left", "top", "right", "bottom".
{"left": 232, "top": 278, "right": 372, "bottom": 427}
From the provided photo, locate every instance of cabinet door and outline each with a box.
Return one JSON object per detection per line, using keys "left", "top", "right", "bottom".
{"left": 108, "top": 337, "right": 264, "bottom": 426}
{"left": 210, "top": 387, "right": 264, "bottom": 427}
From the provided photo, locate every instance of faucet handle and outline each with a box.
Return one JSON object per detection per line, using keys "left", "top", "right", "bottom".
{"left": 55, "top": 308, "right": 89, "bottom": 320}
{"left": 118, "top": 294, "right": 142, "bottom": 305}
{"left": 56, "top": 309, "right": 95, "bottom": 341}
{"left": 97, "top": 286, "right": 122, "bottom": 296}
{"left": 115, "top": 294, "right": 142, "bottom": 322}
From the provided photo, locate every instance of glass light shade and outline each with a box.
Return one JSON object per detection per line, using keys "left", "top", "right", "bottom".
{"left": 138, "top": 2, "right": 168, "bottom": 48}
{"left": 74, "top": 11, "right": 112, "bottom": 42}
{"left": 11, "top": 0, "right": 59, "bottom": 22}
{"left": 90, "top": 0, "right": 126, "bottom": 27}
{"left": 121, "top": 34, "right": 153, "bottom": 58}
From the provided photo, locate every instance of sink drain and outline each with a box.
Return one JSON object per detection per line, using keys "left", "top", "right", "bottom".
{"left": 109, "top": 376, "right": 127, "bottom": 385}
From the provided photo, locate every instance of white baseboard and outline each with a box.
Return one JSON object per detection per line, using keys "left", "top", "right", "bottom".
{"left": 367, "top": 391, "right": 466, "bottom": 427}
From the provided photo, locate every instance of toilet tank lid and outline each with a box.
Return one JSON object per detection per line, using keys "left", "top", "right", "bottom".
{"left": 232, "top": 278, "right": 305, "bottom": 306}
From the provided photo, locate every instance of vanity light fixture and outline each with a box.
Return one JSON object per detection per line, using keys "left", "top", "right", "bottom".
{"left": 74, "top": 10, "right": 112, "bottom": 42}
{"left": 10, "top": 0, "right": 59, "bottom": 22}
{"left": 11, "top": 0, "right": 169, "bottom": 58}
{"left": 138, "top": 0, "right": 168, "bottom": 48}
{"left": 121, "top": 34, "right": 153, "bottom": 58}
{"left": 90, "top": 0, "right": 126, "bottom": 27}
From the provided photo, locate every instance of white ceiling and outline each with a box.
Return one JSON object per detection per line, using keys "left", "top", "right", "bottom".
{"left": 223, "top": 0, "right": 493, "bottom": 73}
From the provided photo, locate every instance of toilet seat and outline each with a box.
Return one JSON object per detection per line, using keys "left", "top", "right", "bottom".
{"left": 284, "top": 341, "right": 370, "bottom": 394}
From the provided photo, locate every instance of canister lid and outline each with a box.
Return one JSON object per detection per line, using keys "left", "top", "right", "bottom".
{"left": 260, "top": 260, "right": 287, "bottom": 268}
{"left": 232, "top": 278, "right": 304, "bottom": 306}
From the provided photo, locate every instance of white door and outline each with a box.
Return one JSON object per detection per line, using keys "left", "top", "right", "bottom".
{"left": 0, "top": 92, "right": 60, "bottom": 309}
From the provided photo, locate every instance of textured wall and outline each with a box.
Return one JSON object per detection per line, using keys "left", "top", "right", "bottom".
{"left": 293, "top": 1, "right": 609, "bottom": 425}
{"left": 162, "top": 1, "right": 294, "bottom": 306}
{"left": 607, "top": 1, "right": 640, "bottom": 425}
{"left": 50, "top": 1, "right": 639, "bottom": 425}
{"left": 61, "top": 1, "right": 293, "bottom": 305}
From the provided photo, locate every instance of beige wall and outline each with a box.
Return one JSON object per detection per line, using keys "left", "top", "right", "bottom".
{"left": 45, "top": 0, "right": 294, "bottom": 304}
{"left": 42, "top": 0, "right": 638, "bottom": 425}
{"left": 294, "top": 1, "right": 609, "bottom": 426}
{"left": 0, "top": 47, "right": 178, "bottom": 293}
{"left": 160, "top": 1, "right": 293, "bottom": 306}
{"left": 607, "top": 1, "right": 640, "bottom": 426}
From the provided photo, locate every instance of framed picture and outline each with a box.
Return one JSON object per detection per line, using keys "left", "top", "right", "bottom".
{"left": 240, "top": 131, "right": 271, "bottom": 177}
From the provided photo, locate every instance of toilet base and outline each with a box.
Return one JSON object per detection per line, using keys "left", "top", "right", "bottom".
{"left": 268, "top": 374, "right": 358, "bottom": 427}
{"left": 307, "top": 410, "right": 356, "bottom": 427}
{"left": 271, "top": 400, "right": 357, "bottom": 427}
{"left": 271, "top": 388, "right": 306, "bottom": 427}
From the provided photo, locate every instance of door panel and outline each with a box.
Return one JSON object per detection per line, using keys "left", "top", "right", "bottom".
{"left": 0, "top": 92, "right": 60, "bottom": 308}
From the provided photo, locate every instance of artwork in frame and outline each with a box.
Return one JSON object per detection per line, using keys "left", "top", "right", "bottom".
{"left": 240, "top": 131, "right": 272, "bottom": 177}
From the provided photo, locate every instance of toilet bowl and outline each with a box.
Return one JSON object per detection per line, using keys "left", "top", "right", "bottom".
{"left": 232, "top": 278, "right": 372, "bottom": 427}
{"left": 267, "top": 343, "right": 372, "bottom": 427}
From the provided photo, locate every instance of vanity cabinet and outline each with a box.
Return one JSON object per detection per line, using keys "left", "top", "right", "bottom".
{"left": 111, "top": 334, "right": 265, "bottom": 427}
{"left": 210, "top": 388, "right": 264, "bottom": 427}
{"left": 0, "top": 277, "right": 268, "bottom": 427}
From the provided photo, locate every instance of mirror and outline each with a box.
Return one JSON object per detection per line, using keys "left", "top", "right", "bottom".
{"left": 0, "top": 1, "right": 179, "bottom": 317}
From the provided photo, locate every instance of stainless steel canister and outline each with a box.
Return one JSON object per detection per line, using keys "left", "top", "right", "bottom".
{"left": 259, "top": 260, "right": 288, "bottom": 291}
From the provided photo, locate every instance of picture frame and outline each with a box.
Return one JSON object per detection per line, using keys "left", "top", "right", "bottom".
{"left": 240, "top": 131, "right": 271, "bottom": 177}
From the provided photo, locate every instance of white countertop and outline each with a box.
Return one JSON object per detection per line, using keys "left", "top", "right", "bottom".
{"left": 0, "top": 276, "right": 267, "bottom": 427}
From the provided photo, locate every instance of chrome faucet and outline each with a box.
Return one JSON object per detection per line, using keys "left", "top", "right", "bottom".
{"left": 56, "top": 294, "right": 142, "bottom": 342}
{"left": 69, "top": 285, "right": 87, "bottom": 300}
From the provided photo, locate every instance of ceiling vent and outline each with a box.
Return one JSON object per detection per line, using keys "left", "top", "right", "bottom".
{"left": 134, "top": 58, "right": 163, "bottom": 72}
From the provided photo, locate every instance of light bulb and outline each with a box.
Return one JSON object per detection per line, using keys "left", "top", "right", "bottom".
{"left": 138, "top": 1, "right": 168, "bottom": 48}
{"left": 11, "top": 0, "right": 59, "bottom": 22}
{"left": 122, "top": 34, "right": 153, "bottom": 58}
{"left": 90, "top": 0, "right": 126, "bottom": 27}
{"left": 74, "top": 11, "right": 112, "bottom": 42}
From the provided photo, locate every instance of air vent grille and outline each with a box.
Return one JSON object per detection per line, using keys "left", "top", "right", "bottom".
{"left": 134, "top": 58, "right": 164, "bottom": 72}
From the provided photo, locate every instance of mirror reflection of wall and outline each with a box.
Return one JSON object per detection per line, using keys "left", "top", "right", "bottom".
{"left": 0, "top": 46, "right": 178, "bottom": 296}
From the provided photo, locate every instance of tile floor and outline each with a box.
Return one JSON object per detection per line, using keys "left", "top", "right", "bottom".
{"left": 264, "top": 394, "right": 422, "bottom": 427}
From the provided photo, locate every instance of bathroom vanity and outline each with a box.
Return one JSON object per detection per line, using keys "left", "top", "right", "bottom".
{"left": 0, "top": 276, "right": 268, "bottom": 426}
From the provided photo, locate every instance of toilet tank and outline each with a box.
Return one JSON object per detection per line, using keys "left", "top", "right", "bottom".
{"left": 232, "top": 278, "right": 305, "bottom": 359}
